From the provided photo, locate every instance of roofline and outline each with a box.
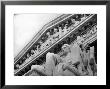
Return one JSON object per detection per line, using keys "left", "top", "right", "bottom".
{"left": 14, "top": 14, "right": 72, "bottom": 61}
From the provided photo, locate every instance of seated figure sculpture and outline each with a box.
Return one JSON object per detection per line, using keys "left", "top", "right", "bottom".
{"left": 30, "top": 36, "right": 86, "bottom": 76}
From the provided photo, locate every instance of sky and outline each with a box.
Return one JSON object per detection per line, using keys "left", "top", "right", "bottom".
{"left": 14, "top": 14, "right": 62, "bottom": 57}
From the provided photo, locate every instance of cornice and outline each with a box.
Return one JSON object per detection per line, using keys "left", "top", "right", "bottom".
{"left": 14, "top": 14, "right": 72, "bottom": 63}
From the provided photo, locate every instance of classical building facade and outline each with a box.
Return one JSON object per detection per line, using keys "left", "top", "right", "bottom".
{"left": 14, "top": 14, "right": 97, "bottom": 76}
